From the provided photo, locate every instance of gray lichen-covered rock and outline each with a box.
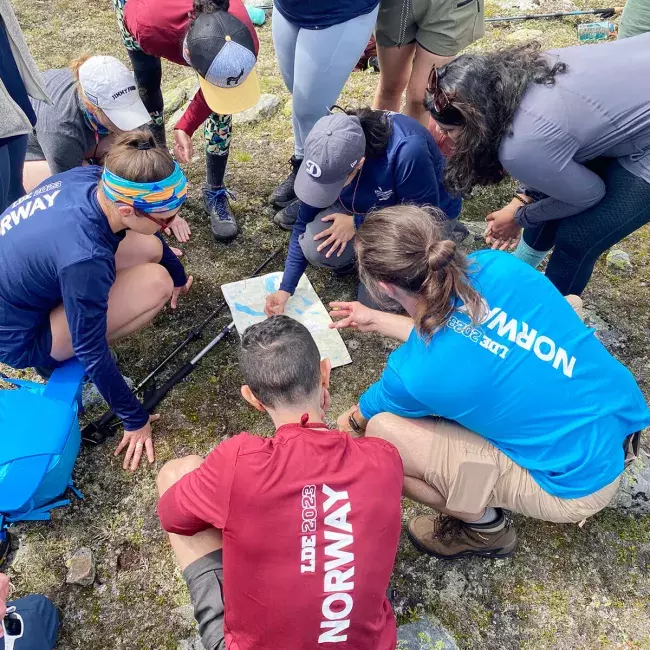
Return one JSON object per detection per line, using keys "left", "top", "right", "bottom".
{"left": 163, "top": 87, "right": 188, "bottom": 115}
{"left": 66, "top": 547, "right": 96, "bottom": 587}
{"left": 177, "top": 635, "right": 203, "bottom": 650}
{"left": 397, "top": 618, "right": 460, "bottom": 650}
{"left": 506, "top": 28, "right": 544, "bottom": 42}
{"left": 609, "top": 453, "right": 650, "bottom": 515}
{"left": 606, "top": 249, "right": 632, "bottom": 271}
{"left": 233, "top": 94, "right": 280, "bottom": 125}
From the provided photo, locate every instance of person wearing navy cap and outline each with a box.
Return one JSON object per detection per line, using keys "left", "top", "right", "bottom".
{"left": 266, "top": 107, "right": 460, "bottom": 316}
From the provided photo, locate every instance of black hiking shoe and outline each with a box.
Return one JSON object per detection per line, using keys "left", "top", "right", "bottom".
{"left": 271, "top": 156, "right": 302, "bottom": 208}
{"left": 273, "top": 198, "right": 300, "bottom": 231}
{"left": 204, "top": 187, "right": 238, "bottom": 242}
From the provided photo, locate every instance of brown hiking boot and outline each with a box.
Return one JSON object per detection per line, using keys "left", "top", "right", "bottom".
{"left": 407, "top": 509, "right": 517, "bottom": 559}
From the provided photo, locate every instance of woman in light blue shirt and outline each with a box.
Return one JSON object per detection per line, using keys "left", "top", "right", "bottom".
{"left": 331, "top": 204, "right": 650, "bottom": 560}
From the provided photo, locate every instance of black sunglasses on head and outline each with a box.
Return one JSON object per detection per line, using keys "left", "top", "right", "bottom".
{"left": 426, "top": 66, "right": 465, "bottom": 127}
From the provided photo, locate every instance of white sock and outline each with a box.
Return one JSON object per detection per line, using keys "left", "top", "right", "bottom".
{"left": 512, "top": 238, "right": 549, "bottom": 268}
{"left": 468, "top": 507, "right": 499, "bottom": 525}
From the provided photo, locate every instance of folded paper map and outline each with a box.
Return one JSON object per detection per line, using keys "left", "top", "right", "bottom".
{"left": 221, "top": 272, "right": 352, "bottom": 368}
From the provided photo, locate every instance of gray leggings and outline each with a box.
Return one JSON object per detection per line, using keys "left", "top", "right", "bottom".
{"left": 271, "top": 6, "right": 379, "bottom": 158}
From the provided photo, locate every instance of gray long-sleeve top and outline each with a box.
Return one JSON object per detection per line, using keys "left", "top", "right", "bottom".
{"left": 499, "top": 33, "right": 650, "bottom": 228}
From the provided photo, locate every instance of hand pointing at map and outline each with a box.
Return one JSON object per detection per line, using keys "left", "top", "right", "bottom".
{"left": 265, "top": 290, "right": 291, "bottom": 317}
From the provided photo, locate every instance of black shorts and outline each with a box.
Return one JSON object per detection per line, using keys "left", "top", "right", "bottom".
{"left": 182, "top": 550, "right": 226, "bottom": 650}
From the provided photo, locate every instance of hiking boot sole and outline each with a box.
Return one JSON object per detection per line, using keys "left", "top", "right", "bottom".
{"left": 212, "top": 231, "right": 238, "bottom": 243}
{"left": 271, "top": 196, "right": 297, "bottom": 209}
{"left": 407, "top": 528, "right": 517, "bottom": 560}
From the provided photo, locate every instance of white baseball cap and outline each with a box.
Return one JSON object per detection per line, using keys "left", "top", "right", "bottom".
{"left": 78, "top": 56, "right": 151, "bottom": 131}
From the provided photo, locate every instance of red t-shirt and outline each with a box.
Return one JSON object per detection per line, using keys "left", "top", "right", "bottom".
{"left": 158, "top": 422, "right": 404, "bottom": 650}
{"left": 123, "top": 0, "right": 259, "bottom": 134}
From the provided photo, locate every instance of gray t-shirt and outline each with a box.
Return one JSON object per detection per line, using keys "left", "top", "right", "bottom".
{"left": 500, "top": 33, "right": 650, "bottom": 227}
{"left": 26, "top": 68, "right": 97, "bottom": 174}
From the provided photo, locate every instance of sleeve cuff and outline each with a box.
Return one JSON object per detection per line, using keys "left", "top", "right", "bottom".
{"left": 279, "top": 281, "right": 296, "bottom": 295}
{"left": 354, "top": 214, "right": 364, "bottom": 230}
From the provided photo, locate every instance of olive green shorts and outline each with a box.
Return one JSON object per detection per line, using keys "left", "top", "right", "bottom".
{"left": 376, "top": 0, "right": 485, "bottom": 56}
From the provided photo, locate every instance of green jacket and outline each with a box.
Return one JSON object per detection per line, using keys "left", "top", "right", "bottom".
{"left": 0, "top": 0, "right": 50, "bottom": 140}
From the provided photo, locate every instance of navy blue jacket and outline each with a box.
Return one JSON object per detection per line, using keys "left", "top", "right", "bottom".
{"left": 0, "top": 166, "right": 186, "bottom": 430}
{"left": 274, "top": 0, "right": 378, "bottom": 29}
{"left": 280, "top": 113, "right": 462, "bottom": 294}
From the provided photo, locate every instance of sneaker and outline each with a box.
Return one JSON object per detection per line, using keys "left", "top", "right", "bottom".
{"left": 271, "top": 156, "right": 302, "bottom": 208}
{"left": 204, "top": 187, "right": 238, "bottom": 242}
{"left": 407, "top": 509, "right": 517, "bottom": 559}
{"left": 273, "top": 198, "right": 300, "bottom": 231}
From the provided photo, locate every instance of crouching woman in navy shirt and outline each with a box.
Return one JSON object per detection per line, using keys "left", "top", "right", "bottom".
{"left": 331, "top": 204, "right": 650, "bottom": 559}
{"left": 0, "top": 130, "right": 193, "bottom": 472}
{"left": 266, "top": 108, "right": 461, "bottom": 315}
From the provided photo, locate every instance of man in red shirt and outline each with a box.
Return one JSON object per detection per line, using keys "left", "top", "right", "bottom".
{"left": 157, "top": 316, "right": 404, "bottom": 649}
{"left": 113, "top": 0, "right": 260, "bottom": 242}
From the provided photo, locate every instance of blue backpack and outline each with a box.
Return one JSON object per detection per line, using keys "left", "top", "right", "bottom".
{"left": 0, "top": 359, "right": 85, "bottom": 535}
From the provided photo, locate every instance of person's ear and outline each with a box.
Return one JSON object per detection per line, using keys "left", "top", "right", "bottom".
{"left": 116, "top": 204, "right": 135, "bottom": 224}
{"left": 240, "top": 385, "right": 266, "bottom": 412}
{"left": 320, "top": 358, "right": 332, "bottom": 392}
{"left": 377, "top": 281, "right": 398, "bottom": 299}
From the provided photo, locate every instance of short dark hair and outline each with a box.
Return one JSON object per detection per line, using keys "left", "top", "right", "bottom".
{"left": 239, "top": 316, "right": 322, "bottom": 408}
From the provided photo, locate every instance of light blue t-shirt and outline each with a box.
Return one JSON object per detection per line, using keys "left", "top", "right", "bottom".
{"left": 359, "top": 250, "right": 650, "bottom": 499}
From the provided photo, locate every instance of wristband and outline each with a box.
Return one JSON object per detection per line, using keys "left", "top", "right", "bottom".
{"left": 513, "top": 194, "right": 531, "bottom": 206}
{"left": 348, "top": 411, "right": 366, "bottom": 433}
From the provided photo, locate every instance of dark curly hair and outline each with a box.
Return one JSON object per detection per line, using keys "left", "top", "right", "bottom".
{"left": 425, "top": 42, "right": 568, "bottom": 196}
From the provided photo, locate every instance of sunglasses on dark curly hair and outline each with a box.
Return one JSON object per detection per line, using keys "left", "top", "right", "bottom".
{"left": 426, "top": 66, "right": 465, "bottom": 127}
{"left": 427, "top": 66, "right": 451, "bottom": 113}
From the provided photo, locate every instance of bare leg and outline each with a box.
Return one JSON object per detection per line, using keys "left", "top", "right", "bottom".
{"left": 49, "top": 263, "right": 173, "bottom": 361}
{"left": 405, "top": 45, "right": 453, "bottom": 126}
{"left": 372, "top": 43, "right": 416, "bottom": 113}
{"left": 114, "top": 231, "right": 163, "bottom": 270}
{"left": 366, "top": 413, "right": 485, "bottom": 522}
{"left": 157, "top": 456, "right": 223, "bottom": 571}
{"left": 22, "top": 160, "right": 52, "bottom": 193}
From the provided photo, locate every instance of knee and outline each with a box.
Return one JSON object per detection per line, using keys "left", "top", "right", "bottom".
{"left": 157, "top": 455, "right": 203, "bottom": 496}
{"left": 145, "top": 263, "right": 174, "bottom": 306}
{"left": 366, "top": 412, "right": 401, "bottom": 440}
{"left": 146, "top": 235, "right": 164, "bottom": 263}
{"left": 300, "top": 237, "right": 323, "bottom": 267}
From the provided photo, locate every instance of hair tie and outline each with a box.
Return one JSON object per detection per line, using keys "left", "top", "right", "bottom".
{"left": 137, "top": 142, "right": 152, "bottom": 151}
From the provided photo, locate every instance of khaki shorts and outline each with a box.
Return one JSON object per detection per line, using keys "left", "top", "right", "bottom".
{"left": 376, "top": 0, "right": 485, "bottom": 56}
{"left": 423, "top": 418, "right": 621, "bottom": 523}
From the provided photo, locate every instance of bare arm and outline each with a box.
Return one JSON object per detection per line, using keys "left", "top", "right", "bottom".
{"left": 329, "top": 301, "right": 414, "bottom": 342}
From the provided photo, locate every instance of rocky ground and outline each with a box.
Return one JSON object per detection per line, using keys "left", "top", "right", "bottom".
{"left": 3, "top": 0, "right": 650, "bottom": 648}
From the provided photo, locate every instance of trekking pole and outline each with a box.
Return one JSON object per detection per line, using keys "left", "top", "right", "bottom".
{"left": 486, "top": 7, "right": 623, "bottom": 22}
{"left": 81, "top": 248, "right": 281, "bottom": 444}
{"left": 138, "top": 321, "right": 236, "bottom": 414}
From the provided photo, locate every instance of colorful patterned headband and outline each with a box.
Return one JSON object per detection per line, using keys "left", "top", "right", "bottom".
{"left": 102, "top": 162, "right": 188, "bottom": 214}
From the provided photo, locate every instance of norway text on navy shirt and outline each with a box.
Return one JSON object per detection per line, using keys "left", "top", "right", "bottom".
{"left": 0, "top": 166, "right": 186, "bottom": 430}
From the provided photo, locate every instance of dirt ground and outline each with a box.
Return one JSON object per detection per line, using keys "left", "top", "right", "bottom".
{"left": 3, "top": 1, "right": 650, "bottom": 648}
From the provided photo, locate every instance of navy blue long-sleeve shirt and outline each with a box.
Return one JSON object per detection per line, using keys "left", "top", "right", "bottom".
{"left": 274, "top": 0, "right": 378, "bottom": 29}
{"left": 280, "top": 113, "right": 462, "bottom": 294}
{"left": 0, "top": 166, "right": 186, "bottom": 430}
